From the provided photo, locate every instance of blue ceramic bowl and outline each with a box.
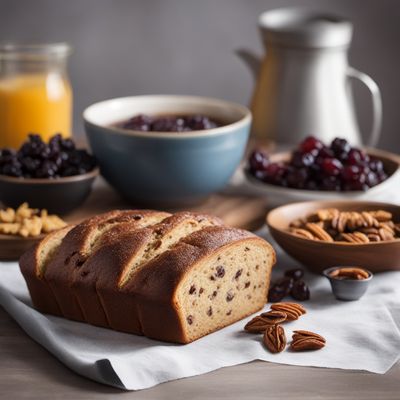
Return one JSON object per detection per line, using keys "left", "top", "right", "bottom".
{"left": 83, "top": 95, "right": 251, "bottom": 206}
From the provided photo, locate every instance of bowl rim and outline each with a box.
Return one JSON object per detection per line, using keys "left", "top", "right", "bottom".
{"left": 82, "top": 95, "right": 252, "bottom": 139}
{"left": 0, "top": 167, "right": 99, "bottom": 184}
{"left": 266, "top": 199, "right": 400, "bottom": 247}
{"left": 245, "top": 148, "right": 400, "bottom": 197}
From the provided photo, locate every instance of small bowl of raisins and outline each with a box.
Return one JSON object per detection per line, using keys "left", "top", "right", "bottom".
{"left": 83, "top": 95, "right": 251, "bottom": 206}
{"left": 0, "top": 134, "right": 99, "bottom": 214}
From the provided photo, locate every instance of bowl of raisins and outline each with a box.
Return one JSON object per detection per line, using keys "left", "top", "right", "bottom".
{"left": 0, "top": 134, "right": 99, "bottom": 214}
{"left": 245, "top": 136, "right": 400, "bottom": 205}
{"left": 84, "top": 95, "right": 251, "bottom": 206}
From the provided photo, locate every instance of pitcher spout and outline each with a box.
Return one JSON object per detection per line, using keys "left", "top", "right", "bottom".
{"left": 235, "top": 48, "right": 261, "bottom": 80}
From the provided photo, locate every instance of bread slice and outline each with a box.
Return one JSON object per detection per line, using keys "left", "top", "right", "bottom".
{"left": 72, "top": 212, "right": 222, "bottom": 330}
{"left": 19, "top": 225, "right": 74, "bottom": 314}
{"left": 126, "top": 226, "right": 275, "bottom": 343}
{"left": 44, "top": 210, "right": 170, "bottom": 319}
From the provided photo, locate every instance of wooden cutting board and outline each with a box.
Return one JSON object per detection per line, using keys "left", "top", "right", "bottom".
{"left": 0, "top": 178, "right": 268, "bottom": 261}
{"left": 66, "top": 178, "right": 268, "bottom": 231}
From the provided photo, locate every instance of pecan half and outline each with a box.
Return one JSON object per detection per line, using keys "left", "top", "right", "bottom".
{"left": 290, "top": 228, "right": 315, "bottom": 240}
{"left": 329, "top": 267, "right": 369, "bottom": 280}
{"left": 378, "top": 228, "right": 394, "bottom": 241}
{"left": 332, "top": 212, "right": 349, "bottom": 233}
{"left": 317, "top": 208, "right": 339, "bottom": 222}
{"left": 352, "top": 231, "right": 369, "bottom": 243}
{"left": 305, "top": 223, "right": 334, "bottom": 242}
{"left": 367, "top": 233, "right": 381, "bottom": 242}
{"left": 291, "top": 330, "right": 326, "bottom": 351}
{"left": 270, "top": 302, "right": 306, "bottom": 321}
{"left": 341, "top": 232, "right": 368, "bottom": 244}
{"left": 370, "top": 210, "right": 392, "bottom": 222}
{"left": 244, "top": 316, "right": 271, "bottom": 333}
{"left": 263, "top": 324, "right": 286, "bottom": 353}
{"left": 259, "top": 310, "right": 287, "bottom": 325}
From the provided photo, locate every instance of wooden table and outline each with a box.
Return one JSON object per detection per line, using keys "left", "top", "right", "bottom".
{"left": 1, "top": 180, "right": 400, "bottom": 399}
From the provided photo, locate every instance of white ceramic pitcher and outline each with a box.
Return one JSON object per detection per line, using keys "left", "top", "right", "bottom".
{"left": 237, "top": 8, "right": 382, "bottom": 146}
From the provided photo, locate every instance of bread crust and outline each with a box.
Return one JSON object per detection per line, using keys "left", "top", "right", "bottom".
{"left": 44, "top": 210, "right": 167, "bottom": 320}
{"left": 19, "top": 226, "right": 73, "bottom": 315}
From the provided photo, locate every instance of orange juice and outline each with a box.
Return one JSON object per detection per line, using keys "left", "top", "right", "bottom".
{"left": 0, "top": 73, "right": 72, "bottom": 149}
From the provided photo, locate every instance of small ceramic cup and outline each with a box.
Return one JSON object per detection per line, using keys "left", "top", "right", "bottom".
{"left": 323, "top": 266, "right": 373, "bottom": 301}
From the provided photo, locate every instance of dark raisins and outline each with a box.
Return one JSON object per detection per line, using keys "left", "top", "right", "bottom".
{"left": 234, "top": 269, "right": 243, "bottom": 280}
{"left": 189, "top": 285, "right": 196, "bottom": 295}
{"left": 215, "top": 266, "right": 225, "bottom": 278}
{"left": 226, "top": 290, "right": 235, "bottom": 302}
{"left": 187, "top": 315, "right": 193, "bottom": 325}
{"left": 268, "top": 285, "right": 287, "bottom": 303}
{"left": 207, "top": 307, "right": 213, "bottom": 316}
{"left": 284, "top": 268, "right": 304, "bottom": 281}
{"left": 245, "top": 281, "right": 251, "bottom": 288}
{"left": 291, "top": 280, "right": 310, "bottom": 301}
{"left": 273, "top": 277, "right": 294, "bottom": 295}
{"left": 209, "top": 290, "right": 217, "bottom": 300}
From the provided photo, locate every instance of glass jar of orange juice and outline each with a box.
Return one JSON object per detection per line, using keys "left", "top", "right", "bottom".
{"left": 0, "top": 43, "right": 72, "bottom": 149}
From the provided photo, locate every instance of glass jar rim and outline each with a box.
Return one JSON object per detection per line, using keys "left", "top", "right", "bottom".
{"left": 0, "top": 42, "right": 71, "bottom": 60}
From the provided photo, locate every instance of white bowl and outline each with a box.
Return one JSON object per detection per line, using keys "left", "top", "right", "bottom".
{"left": 242, "top": 148, "right": 400, "bottom": 206}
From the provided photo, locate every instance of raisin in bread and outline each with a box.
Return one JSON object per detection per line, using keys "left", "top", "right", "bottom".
{"left": 20, "top": 210, "right": 275, "bottom": 344}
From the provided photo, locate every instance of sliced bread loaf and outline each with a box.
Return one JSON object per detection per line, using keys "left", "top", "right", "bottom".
{"left": 20, "top": 210, "right": 275, "bottom": 343}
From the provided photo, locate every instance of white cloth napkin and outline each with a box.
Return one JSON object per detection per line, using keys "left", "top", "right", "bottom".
{"left": 1, "top": 233, "right": 400, "bottom": 391}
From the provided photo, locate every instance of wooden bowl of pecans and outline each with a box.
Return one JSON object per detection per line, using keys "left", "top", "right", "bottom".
{"left": 266, "top": 200, "right": 400, "bottom": 273}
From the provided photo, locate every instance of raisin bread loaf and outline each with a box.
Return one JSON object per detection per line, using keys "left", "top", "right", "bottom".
{"left": 20, "top": 210, "right": 275, "bottom": 343}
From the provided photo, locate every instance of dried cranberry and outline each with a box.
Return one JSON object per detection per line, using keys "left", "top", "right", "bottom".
{"left": 321, "top": 158, "right": 343, "bottom": 176}
{"left": 347, "top": 148, "right": 369, "bottom": 166}
{"left": 299, "top": 136, "right": 323, "bottom": 154}
{"left": 331, "top": 138, "right": 351, "bottom": 157}
{"left": 249, "top": 150, "right": 269, "bottom": 172}
{"left": 286, "top": 168, "right": 309, "bottom": 189}
{"left": 318, "top": 146, "right": 334, "bottom": 158}
{"left": 291, "top": 151, "right": 314, "bottom": 168}
{"left": 320, "top": 176, "right": 341, "bottom": 191}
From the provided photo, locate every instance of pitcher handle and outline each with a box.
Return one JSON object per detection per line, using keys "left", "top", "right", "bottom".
{"left": 347, "top": 67, "right": 382, "bottom": 147}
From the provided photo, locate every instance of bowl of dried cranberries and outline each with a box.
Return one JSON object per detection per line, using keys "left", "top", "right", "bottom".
{"left": 0, "top": 134, "right": 99, "bottom": 214}
{"left": 84, "top": 95, "right": 251, "bottom": 206}
{"left": 245, "top": 136, "right": 400, "bottom": 204}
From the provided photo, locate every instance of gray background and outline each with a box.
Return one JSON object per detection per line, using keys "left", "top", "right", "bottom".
{"left": 1, "top": 0, "right": 399, "bottom": 151}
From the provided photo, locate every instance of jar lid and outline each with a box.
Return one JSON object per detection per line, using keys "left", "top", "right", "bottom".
{"left": 259, "top": 8, "right": 353, "bottom": 48}
{"left": 0, "top": 43, "right": 71, "bottom": 60}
